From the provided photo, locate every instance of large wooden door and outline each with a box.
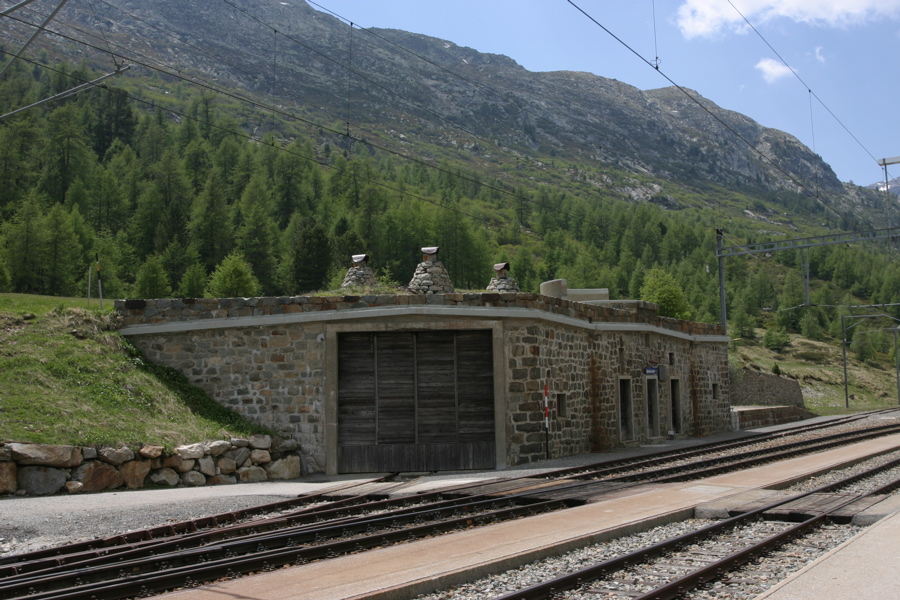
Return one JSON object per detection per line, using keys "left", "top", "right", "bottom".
{"left": 337, "top": 330, "right": 495, "bottom": 473}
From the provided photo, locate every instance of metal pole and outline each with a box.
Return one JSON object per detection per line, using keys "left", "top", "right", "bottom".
{"left": 716, "top": 228, "right": 727, "bottom": 333}
{"left": 96, "top": 254, "right": 104, "bottom": 310}
{"left": 0, "top": 0, "right": 69, "bottom": 78}
{"left": 895, "top": 327, "right": 899, "bottom": 406}
{"left": 802, "top": 247, "right": 811, "bottom": 306}
{"left": 842, "top": 315, "right": 850, "bottom": 409}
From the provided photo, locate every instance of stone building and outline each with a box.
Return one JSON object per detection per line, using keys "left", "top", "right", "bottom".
{"left": 116, "top": 290, "right": 731, "bottom": 476}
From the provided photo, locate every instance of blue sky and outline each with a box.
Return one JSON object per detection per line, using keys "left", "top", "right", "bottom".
{"left": 309, "top": 0, "right": 900, "bottom": 188}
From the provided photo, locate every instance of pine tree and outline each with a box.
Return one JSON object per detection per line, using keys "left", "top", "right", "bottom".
{"left": 42, "top": 204, "right": 83, "bottom": 296}
{"left": 1, "top": 191, "right": 46, "bottom": 293}
{"left": 177, "top": 262, "right": 207, "bottom": 298}
{"left": 206, "top": 252, "right": 261, "bottom": 298}
{"left": 188, "top": 168, "right": 233, "bottom": 271}
{"left": 280, "top": 214, "right": 331, "bottom": 294}
{"left": 134, "top": 255, "right": 171, "bottom": 299}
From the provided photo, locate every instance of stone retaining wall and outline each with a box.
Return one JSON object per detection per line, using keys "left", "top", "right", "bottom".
{"left": 731, "top": 368, "right": 804, "bottom": 408}
{"left": 0, "top": 435, "right": 302, "bottom": 496}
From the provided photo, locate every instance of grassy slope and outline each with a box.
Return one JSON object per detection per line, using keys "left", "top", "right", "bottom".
{"left": 731, "top": 330, "right": 899, "bottom": 415}
{"left": 0, "top": 294, "right": 269, "bottom": 448}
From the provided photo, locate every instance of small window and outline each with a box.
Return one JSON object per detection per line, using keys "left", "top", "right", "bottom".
{"left": 668, "top": 352, "right": 675, "bottom": 366}
{"left": 712, "top": 383, "right": 720, "bottom": 400}
{"left": 556, "top": 393, "right": 567, "bottom": 418}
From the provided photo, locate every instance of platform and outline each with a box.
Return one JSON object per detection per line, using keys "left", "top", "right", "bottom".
{"left": 757, "top": 507, "right": 900, "bottom": 599}
{"left": 157, "top": 432, "right": 900, "bottom": 600}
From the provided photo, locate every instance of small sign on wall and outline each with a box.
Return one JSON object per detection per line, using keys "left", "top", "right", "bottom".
{"left": 644, "top": 366, "right": 658, "bottom": 376}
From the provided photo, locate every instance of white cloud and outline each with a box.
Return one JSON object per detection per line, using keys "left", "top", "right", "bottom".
{"left": 755, "top": 57, "right": 795, "bottom": 82}
{"left": 677, "top": 0, "right": 900, "bottom": 39}
{"left": 813, "top": 46, "right": 826, "bottom": 63}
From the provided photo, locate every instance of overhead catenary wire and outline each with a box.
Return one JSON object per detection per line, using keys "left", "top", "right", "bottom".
{"left": 5, "top": 53, "right": 549, "bottom": 251}
{"left": 2, "top": 1, "right": 866, "bottom": 278}
{"left": 1, "top": 2, "right": 614, "bottom": 235}
{"left": 726, "top": 0, "right": 882, "bottom": 167}
{"left": 565, "top": 0, "right": 844, "bottom": 222}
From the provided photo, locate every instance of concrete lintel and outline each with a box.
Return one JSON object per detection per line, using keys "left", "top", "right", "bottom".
{"left": 118, "top": 305, "right": 728, "bottom": 345}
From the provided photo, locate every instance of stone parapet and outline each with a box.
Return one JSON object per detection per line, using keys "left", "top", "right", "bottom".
{"left": 115, "top": 293, "right": 725, "bottom": 338}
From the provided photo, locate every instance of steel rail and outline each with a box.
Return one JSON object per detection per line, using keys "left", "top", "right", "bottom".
{"left": 0, "top": 491, "right": 508, "bottom": 580}
{"left": 5, "top": 416, "right": 895, "bottom": 584}
{"left": 0, "top": 473, "right": 402, "bottom": 568}
{"left": 2, "top": 412, "right": 897, "bottom": 599}
{"left": 492, "top": 448, "right": 900, "bottom": 600}
{"left": 1, "top": 409, "right": 886, "bottom": 574}
{"left": 0, "top": 497, "right": 576, "bottom": 600}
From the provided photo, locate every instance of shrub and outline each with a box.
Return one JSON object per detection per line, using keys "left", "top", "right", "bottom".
{"left": 762, "top": 327, "right": 790, "bottom": 352}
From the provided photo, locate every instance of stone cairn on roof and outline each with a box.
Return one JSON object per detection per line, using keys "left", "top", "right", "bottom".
{"left": 486, "top": 262, "right": 520, "bottom": 293}
{"left": 340, "top": 254, "right": 378, "bottom": 289}
{"left": 407, "top": 247, "right": 455, "bottom": 294}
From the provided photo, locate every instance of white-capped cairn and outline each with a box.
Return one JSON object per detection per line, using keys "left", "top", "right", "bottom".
{"left": 340, "top": 254, "right": 378, "bottom": 289}
{"left": 486, "top": 262, "right": 520, "bottom": 292}
{"left": 407, "top": 247, "right": 455, "bottom": 294}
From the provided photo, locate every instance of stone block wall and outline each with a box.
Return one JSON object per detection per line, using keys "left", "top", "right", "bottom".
{"left": 731, "top": 368, "right": 804, "bottom": 408}
{"left": 501, "top": 320, "right": 730, "bottom": 465}
{"left": 118, "top": 293, "right": 730, "bottom": 473}
{"left": 135, "top": 325, "right": 327, "bottom": 473}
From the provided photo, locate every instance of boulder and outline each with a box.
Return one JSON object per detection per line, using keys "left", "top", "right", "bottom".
{"left": 139, "top": 445, "right": 164, "bottom": 459}
{"left": 65, "top": 481, "right": 84, "bottom": 494}
{"left": 217, "top": 457, "right": 237, "bottom": 475}
{"left": 73, "top": 461, "right": 124, "bottom": 492}
{"left": 17, "top": 466, "right": 67, "bottom": 495}
{"left": 175, "top": 443, "right": 206, "bottom": 460}
{"left": 276, "top": 439, "right": 299, "bottom": 452}
{"left": 206, "top": 440, "right": 231, "bottom": 457}
{"left": 249, "top": 434, "right": 272, "bottom": 450}
{"left": 230, "top": 437, "right": 249, "bottom": 448}
{"left": 0, "top": 462, "right": 16, "bottom": 494}
{"left": 265, "top": 455, "right": 301, "bottom": 480}
{"left": 149, "top": 467, "right": 179, "bottom": 487}
{"left": 120, "top": 460, "right": 151, "bottom": 489}
{"left": 0, "top": 446, "right": 10, "bottom": 461}
{"left": 250, "top": 449, "right": 271, "bottom": 465}
{"left": 98, "top": 446, "right": 135, "bottom": 466}
{"left": 180, "top": 471, "right": 206, "bottom": 487}
{"left": 197, "top": 456, "right": 216, "bottom": 477}
{"left": 224, "top": 447, "right": 250, "bottom": 466}
{"left": 8, "top": 443, "right": 82, "bottom": 468}
{"left": 236, "top": 466, "right": 267, "bottom": 483}
{"left": 82, "top": 447, "right": 98, "bottom": 460}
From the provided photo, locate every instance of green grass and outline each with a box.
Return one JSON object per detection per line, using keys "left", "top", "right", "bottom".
{"left": 732, "top": 331, "right": 899, "bottom": 415}
{"left": 0, "top": 293, "right": 270, "bottom": 448}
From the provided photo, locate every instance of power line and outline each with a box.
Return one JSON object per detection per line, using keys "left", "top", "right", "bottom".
{"left": 726, "top": 0, "right": 881, "bottom": 166}
{"left": 565, "top": 0, "right": 845, "bottom": 222}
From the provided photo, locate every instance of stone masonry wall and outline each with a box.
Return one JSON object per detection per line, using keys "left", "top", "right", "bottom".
{"left": 1, "top": 435, "right": 302, "bottom": 496}
{"left": 731, "top": 368, "right": 804, "bottom": 408}
{"left": 132, "top": 324, "right": 327, "bottom": 474}
{"left": 503, "top": 321, "right": 731, "bottom": 465}
{"left": 118, "top": 294, "right": 728, "bottom": 473}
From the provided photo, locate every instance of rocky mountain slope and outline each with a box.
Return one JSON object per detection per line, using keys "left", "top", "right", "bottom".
{"left": 17, "top": 0, "right": 888, "bottom": 225}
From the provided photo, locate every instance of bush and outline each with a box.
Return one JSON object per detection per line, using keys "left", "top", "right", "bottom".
{"left": 762, "top": 327, "right": 790, "bottom": 352}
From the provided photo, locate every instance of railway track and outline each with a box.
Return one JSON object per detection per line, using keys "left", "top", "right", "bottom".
{"left": 490, "top": 451, "right": 900, "bottom": 600}
{"left": 1, "top": 411, "right": 899, "bottom": 600}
